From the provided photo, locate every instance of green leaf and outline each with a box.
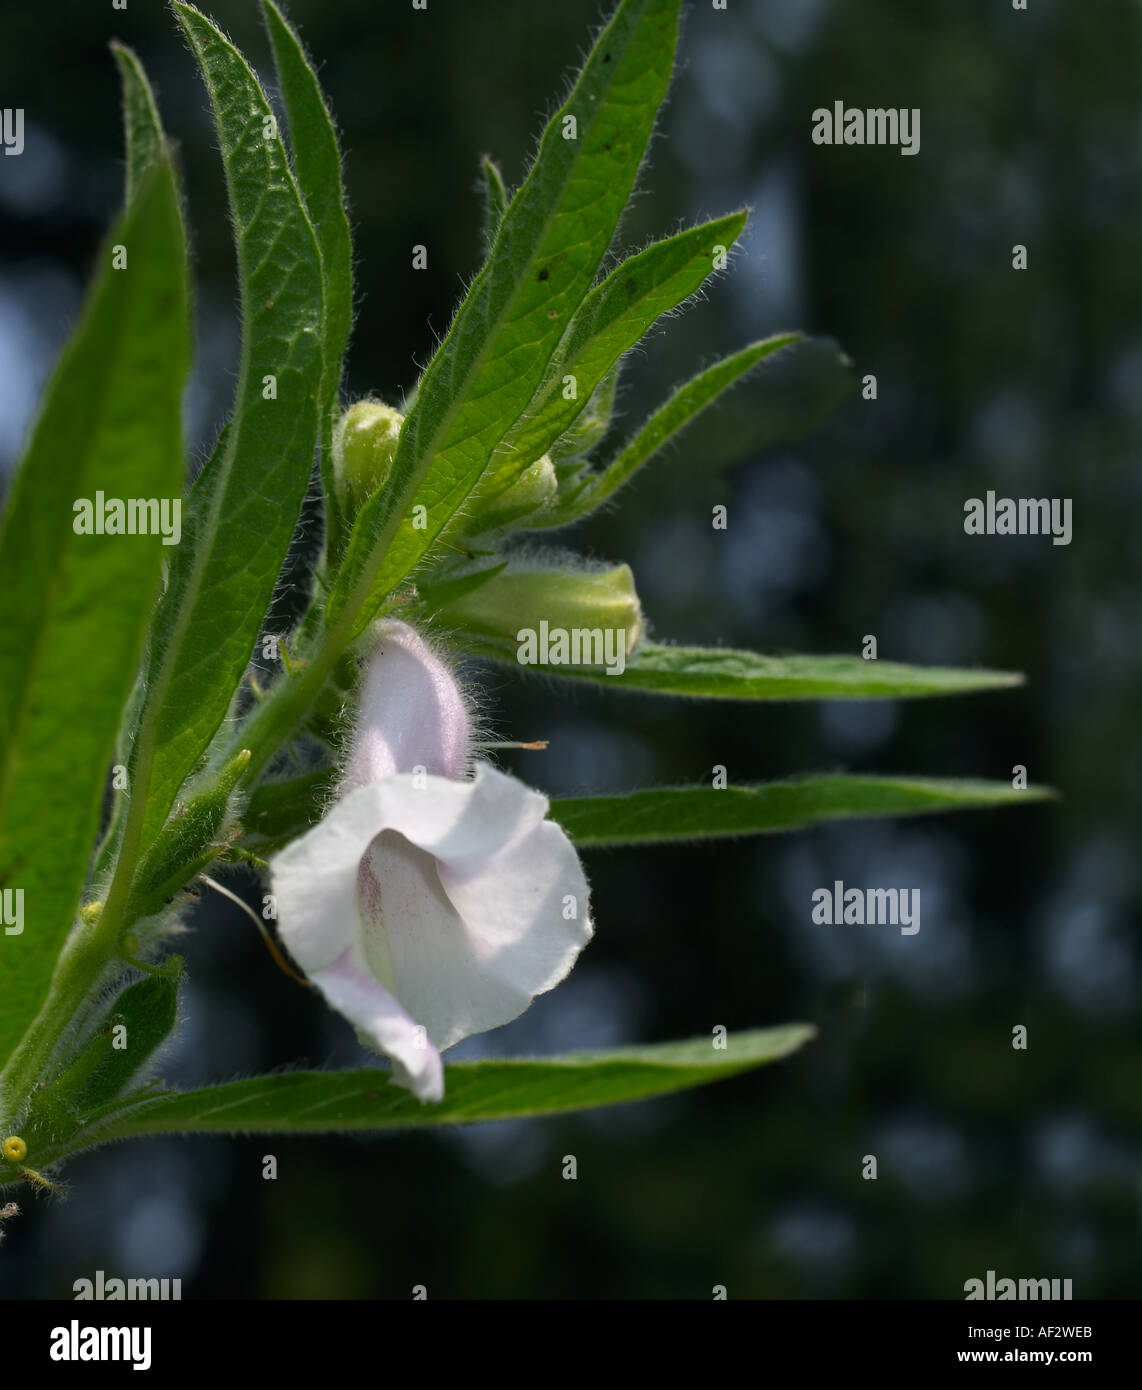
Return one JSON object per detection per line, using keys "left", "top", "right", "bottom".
{"left": 661, "top": 334, "right": 853, "bottom": 478}
{"left": 129, "top": 4, "right": 325, "bottom": 851}
{"left": 548, "top": 333, "right": 802, "bottom": 524}
{"left": 460, "top": 641, "right": 1025, "bottom": 700}
{"left": 261, "top": 0, "right": 353, "bottom": 560}
{"left": 0, "top": 160, "right": 190, "bottom": 1066}
{"left": 416, "top": 558, "right": 509, "bottom": 611}
{"left": 551, "top": 366, "right": 620, "bottom": 466}
{"left": 128, "top": 749, "right": 251, "bottom": 918}
{"left": 241, "top": 767, "right": 336, "bottom": 852}
{"left": 27, "top": 969, "right": 180, "bottom": 1141}
{"left": 109, "top": 42, "right": 166, "bottom": 199}
{"left": 326, "top": 0, "right": 682, "bottom": 639}
{"left": 60, "top": 1028, "right": 813, "bottom": 1148}
{"left": 87, "top": 44, "right": 179, "bottom": 891}
{"left": 551, "top": 777, "right": 1055, "bottom": 848}
{"left": 478, "top": 210, "right": 749, "bottom": 499}
{"left": 480, "top": 155, "right": 509, "bottom": 252}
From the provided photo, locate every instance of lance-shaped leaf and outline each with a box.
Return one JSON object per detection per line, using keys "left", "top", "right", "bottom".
{"left": 543, "top": 333, "right": 801, "bottom": 525}
{"left": 481, "top": 155, "right": 509, "bottom": 252}
{"left": 57, "top": 1028, "right": 812, "bottom": 1151}
{"left": 26, "top": 969, "right": 180, "bottom": 1141}
{"left": 0, "top": 158, "right": 190, "bottom": 1065}
{"left": 477, "top": 210, "right": 748, "bottom": 499}
{"left": 110, "top": 42, "right": 166, "bottom": 198}
{"left": 262, "top": 0, "right": 353, "bottom": 559}
{"left": 129, "top": 4, "right": 325, "bottom": 851}
{"left": 416, "top": 558, "right": 509, "bottom": 610}
{"left": 128, "top": 748, "right": 251, "bottom": 918}
{"left": 551, "top": 777, "right": 1054, "bottom": 848}
{"left": 239, "top": 766, "right": 337, "bottom": 854}
{"left": 453, "top": 639, "right": 1025, "bottom": 700}
{"left": 326, "top": 0, "right": 682, "bottom": 639}
{"left": 659, "top": 333, "right": 853, "bottom": 478}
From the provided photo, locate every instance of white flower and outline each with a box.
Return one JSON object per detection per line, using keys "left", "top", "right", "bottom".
{"left": 271, "top": 621, "right": 592, "bottom": 1102}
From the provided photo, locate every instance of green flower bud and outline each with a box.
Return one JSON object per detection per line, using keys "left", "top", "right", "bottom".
{"left": 435, "top": 561, "right": 643, "bottom": 675}
{"left": 467, "top": 455, "right": 558, "bottom": 537}
{"left": 130, "top": 747, "right": 251, "bottom": 919}
{"left": 334, "top": 401, "right": 404, "bottom": 512}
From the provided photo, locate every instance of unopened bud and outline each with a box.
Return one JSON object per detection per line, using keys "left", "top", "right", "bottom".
{"left": 468, "top": 455, "right": 557, "bottom": 537}
{"left": 434, "top": 561, "right": 643, "bottom": 671}
{"left": 334, "top": 401, "right": 404, "bottom": 512}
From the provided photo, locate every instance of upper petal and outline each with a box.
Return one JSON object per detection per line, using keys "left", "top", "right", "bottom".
{"left": 342, "top": 620, "right": 469, "bottom": 789}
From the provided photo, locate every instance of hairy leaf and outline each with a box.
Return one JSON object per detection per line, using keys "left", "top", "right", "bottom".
{"left": 326, "top": 0, "right": 682, "bottom": 638}
{"left": 0, "top": 159, "right": 189, "bottom": 1063}
{"left": 63, "top": 1027, "right": 813, "bottom": 1148}
{"left": 550, "top": 333, "right": 801, "bottom": 523}
{"left": 454, "top": 639, "right": 1024, "bottom": 700}
{"left": 479, "top": 211, "right": 749, "bottom": 498}
{"left": 262, "top": 0, "right": 353, "bottom": 557}
{"left": 129, "top": 4, "right": 325, "bottom": 852}
{"left": 552, "top": 777, "right": 1054, "bottom": 847}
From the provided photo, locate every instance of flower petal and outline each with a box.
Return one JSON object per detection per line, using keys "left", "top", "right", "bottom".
{"left": 271, "top": 768, "right": 490, "bottom": 977}
{"left": 367, "top": 766, "right": 594, "bottom": 1049}
{"left": 433, "top": 818, "right": 592, "bottom": 1032}
{"left": 310, "top": 948, "right": 444, "bottom": 1102}
{"left": 271, "top": 783, "right": 390, "bottom": 974}
{"left": 272, "top": 765, "right": 592, "bottom": 1067}
{"left": 342, "top": 620, "right": 469, "bottom": 789}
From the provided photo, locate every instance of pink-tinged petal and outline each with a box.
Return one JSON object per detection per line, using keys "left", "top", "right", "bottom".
{"left": 434, "top": 817, "right": 593, "bottom": 1023}
{"left": 367, "top": 767, "right": 593, "bottom": 1049}
{"left": 271, "top": 771, "right": 480, "bottom": 978}
{"left": 342, "top": 621, "right": 469, "bottom": 789}
{"left": 364, "top": 763, "right": 550, "bottom": 868}
{"left": 311, "top": 948, "right": 443, "bottom": 1103}
{"left": 271, "top": 764, "right": 593, "bottom": 1075}
{"left": 358, "top": 822, "right": 529, "bottom": 1050}
{"left": 271, "top": 782, "right": 395, "bottom": 974}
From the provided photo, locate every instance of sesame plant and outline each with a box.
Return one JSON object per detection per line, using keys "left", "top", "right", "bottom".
{"left": 0, "top": 0, "right": 1047, "bottom": 1203}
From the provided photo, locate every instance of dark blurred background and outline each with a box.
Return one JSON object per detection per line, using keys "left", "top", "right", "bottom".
{"left": 1, "top": 0, "right": 1140, "bottom": 1299}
